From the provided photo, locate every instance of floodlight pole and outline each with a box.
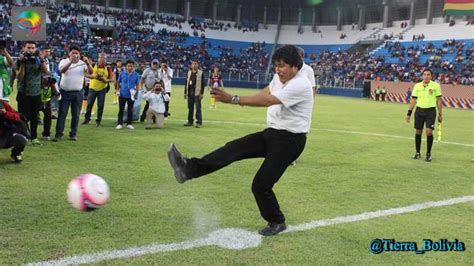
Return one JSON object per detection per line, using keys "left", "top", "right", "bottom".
{"left": 336, "top": 7, "right": 342, "bottom": 31}
{"left": 212, "top": 1, "right": 218, "bottom": 24}
{"left": 426, "top": 0, "right": 433, "bottom": 24}
{"left": 409, "top": 0, "right": 415, "bottom": 26}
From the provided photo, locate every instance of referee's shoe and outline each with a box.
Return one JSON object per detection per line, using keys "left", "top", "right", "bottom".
{"left": 168, "top": 144, "right": 190, "bottom": 183}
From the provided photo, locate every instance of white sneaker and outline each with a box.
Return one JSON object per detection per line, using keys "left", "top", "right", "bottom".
{"left": 115, "top": 124, "right": 123, "bottom": 129}
{"left": 127, "top": 124, "right": 135, "bottom": 130}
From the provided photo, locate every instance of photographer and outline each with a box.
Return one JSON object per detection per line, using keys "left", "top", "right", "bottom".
{"left": 82, "top": 53, "right": 112, "bottom": 127}
{"left": 39, "top": 47, "right": 58, "bottom": 140}
{"left": 143, "top": 80, "right": 169, "bottom": 129}
{"left": 0, "top": 99, "right": 28, "bottom": 164}
{"left": 16, "top": 41, "right": 48, "bottom": 145}
{"left": 0, "top": 39, "right": 14, "bottom": 100}
{"left": 54, "top": 46, "right": 93, "bottom": 142}
{"left": 139, "top": 59, "right": 162, "bottom": 122}
{"left": 160, "top": 59, "right": 173, "bottom": 117}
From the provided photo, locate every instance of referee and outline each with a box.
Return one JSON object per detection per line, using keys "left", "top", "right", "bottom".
{"left": 167, "top": 45, "right": 313, "bottom": 236}
{"left": 406, "top": 69, "right": 442, "bottom": 162}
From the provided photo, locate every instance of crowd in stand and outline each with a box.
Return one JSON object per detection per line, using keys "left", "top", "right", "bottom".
{"left": 0, "top": 3, "right": 472, "bottom": 86}
{"left": 311, "top": 38, "right": 473, "bottom": 86}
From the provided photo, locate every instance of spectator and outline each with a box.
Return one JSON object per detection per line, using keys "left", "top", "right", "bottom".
{"left": 184, "top": 59, "right": 205, "bottom": 128}
{"left": 83, "top": 52, "right": 112, "bottom": 127}
{"left": 54, "top": 45, "right": 93, "bottom": 142}
{"left": 116, "top": 60, "right": 140, "bottom": 130}
{"left": 139, "top": 59, "right": 162, "bottom": 122}
{"left": 0, "top": 40, "right": 14, "bottom": 100}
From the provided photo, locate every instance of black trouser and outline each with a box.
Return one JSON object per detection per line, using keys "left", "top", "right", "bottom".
{"left": 118, "top": 97, "right": 134, "bottom": 125}
{"left": 164, "top": 92, "right": 171, "bottom": 117}
{"left": 16, "top": 93, "right": 41, "bottom": 140}
{"left": 187, "top": 91, "right": 202, "bottom": 125}
{"left": 0, "top": 133, "right": 28, "bottom": 156}
{"left": 40, "top": 101, "right": 52, "bottom": 137}
{"left": 187, "top": 128, "right": 307, "bottom": 224}
{"left": 140, "top": 101, "right": 150, "bottom": 121}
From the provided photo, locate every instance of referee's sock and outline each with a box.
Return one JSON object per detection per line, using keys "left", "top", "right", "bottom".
{"left": 427, "top": 135, "right": 433, "bottom": 155}
{"left": 415, "top": 134, "right": 422, "bottom": 153}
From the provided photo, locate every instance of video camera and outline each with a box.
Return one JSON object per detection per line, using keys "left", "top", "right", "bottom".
{"left": 19, "top": 50, "right": 40, "bottom": 63}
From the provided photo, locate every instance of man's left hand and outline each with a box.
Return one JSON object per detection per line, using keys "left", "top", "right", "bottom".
{"left": 211, "top": 88, "right": 232, "bottom": 103}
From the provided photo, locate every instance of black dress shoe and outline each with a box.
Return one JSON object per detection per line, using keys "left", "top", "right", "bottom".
{"left": 167, "top": 144, "right": 190, "bottom": 183}
{"left": 412, "top": 152, "right": 421, "bottom": 159}
{"left": 184, "top": 123, "right": 193, "bottom": 127}
{"left": 258, "top": 223, "right": 287, "bottom": 236}
{"left": 425, "top": 154, "right": 432, "bottom": 162}
{"left": 195, "top": 124, "right": 201, "bottom": 128}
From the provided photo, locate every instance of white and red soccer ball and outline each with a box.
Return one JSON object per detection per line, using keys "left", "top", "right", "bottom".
{"left": 67, "top": 174, "right": 110, "bottom": 211}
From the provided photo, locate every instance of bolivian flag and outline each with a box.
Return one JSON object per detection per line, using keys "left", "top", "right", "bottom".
{"left": 444, "top": 0, "right": 474, "bottom": 16}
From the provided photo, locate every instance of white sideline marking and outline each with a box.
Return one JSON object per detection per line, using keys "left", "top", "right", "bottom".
{"left": 27, "top": 196, "right": 474, "bottom": 265}
{"left": 102, "top": 117, "right": 474, "bottom": 147}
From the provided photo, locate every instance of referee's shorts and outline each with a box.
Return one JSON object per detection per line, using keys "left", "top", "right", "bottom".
{"left": 414, "top": 107, "right": 436, "bottom": 130}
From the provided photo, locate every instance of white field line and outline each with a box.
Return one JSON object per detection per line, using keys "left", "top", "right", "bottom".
{"left": 27, "top": 196, "right": 474, "bottom": 265}
{"left": 101, "top": 117, "right": 474, "bottom": 147}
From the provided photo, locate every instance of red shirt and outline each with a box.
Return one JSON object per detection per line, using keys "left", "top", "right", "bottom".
{"left": 0, "top": 100, "right": 21, "bottom": 137}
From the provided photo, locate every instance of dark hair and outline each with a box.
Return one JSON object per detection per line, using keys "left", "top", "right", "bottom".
{"left": 161, "top": 58, "right": 167, "bottom": 64}
{"left": 272, "top": 45, "right": 303, "bottom": 70}
{"left": 116, "top": 59, "right": 122, "bottom": 62}
{"left": 126, "top": 60, "right": 135, "bottom": 65}
{"left": 422, "top": 68, "right": 433, "bottom": 75}
{"left": 23, "top": 41, "right": 36, "bottom": 47}
{"left": 154, "top": 80, "right": 165, "bottom": 87}
{"left": 69, "top": 45, "right": 80, "bottom": 52}
{"left": 42, "top": 45, "right": 51, "bottom": 50}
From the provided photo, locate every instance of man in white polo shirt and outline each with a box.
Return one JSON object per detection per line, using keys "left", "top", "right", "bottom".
{"left": 160, "top": 59, "right": 173, "bottom": 117}
{"left": 167, "top": 45, "right": 313, "bottom": 236}
{"left": 54, "top": 45, "right": 93, "bottom": 141}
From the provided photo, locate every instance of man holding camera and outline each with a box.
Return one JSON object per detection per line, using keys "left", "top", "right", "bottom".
{"left": 16, "top": 41, "right": 48, "bottom": 145}
{"left": 82, "top": 53, "right": 112, "bottom": 127}
{"left": 160, "top": 59, "right": 173, "bottom": 117}
{"left": 0, "top": 39, "right": 14, "bottom": 101}
{"left": 54, "top": 46, "right": 93, "bottom": 142}
{"left": 139, "top": 59, "right": 162, "bottom": 122}
{"left": 143, "top": 81, "right": 169, "bottom": 129}
{"left": 39, "top": 46, "right": 59, "bottom": 140}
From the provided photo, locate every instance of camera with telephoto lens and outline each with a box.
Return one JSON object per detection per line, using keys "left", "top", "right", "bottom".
{"left": 42, "top": 75, "right": 57, "bottom": 87}
{"left": 19, "top": 50, "right": 39, "bottom": 63}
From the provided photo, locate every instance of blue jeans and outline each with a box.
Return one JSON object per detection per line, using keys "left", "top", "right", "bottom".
{"left": 55, "top": 90, "right": 82, "bottom": 138}
{"left": 85, "top": 89, "right": 106, "bottom": 123}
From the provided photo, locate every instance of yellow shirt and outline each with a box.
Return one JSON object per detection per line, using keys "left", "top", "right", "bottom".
{"left": 89, "top": 65, "right": 109, "bottom": 91}
{"left": 412, "top": 80, "right": 442, "bottom": 108}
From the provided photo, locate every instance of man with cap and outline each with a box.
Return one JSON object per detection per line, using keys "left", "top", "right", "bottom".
{"left": 139, "top": 59, "right": 162, "bottom": 122}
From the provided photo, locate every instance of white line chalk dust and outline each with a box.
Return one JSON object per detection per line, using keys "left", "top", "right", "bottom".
{"left": 27, "top": 195, "right": 474, "bottom": 265}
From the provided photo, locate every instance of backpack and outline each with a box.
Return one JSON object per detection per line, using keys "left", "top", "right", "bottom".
{"left": 1, "top": 114, "right": 31, "bottom": 140}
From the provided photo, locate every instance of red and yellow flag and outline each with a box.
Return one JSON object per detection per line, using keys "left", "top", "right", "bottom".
{"left": 444, "top": 0, "right": 474, "bottom": 16}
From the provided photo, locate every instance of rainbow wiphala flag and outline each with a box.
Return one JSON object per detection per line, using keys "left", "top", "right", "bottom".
{"left": 444, "top": 0, "right": 474, "bottom": 16}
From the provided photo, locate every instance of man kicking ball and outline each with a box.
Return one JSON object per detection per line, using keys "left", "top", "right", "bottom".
{"left": 167, "top": 45, "right": 313, "bottom": 236}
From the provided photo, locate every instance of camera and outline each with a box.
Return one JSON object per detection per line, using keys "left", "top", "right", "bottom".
{"left": 19, "top": 50, "right": 39, "bottom": 63}
{"left": 42, "top": 75, "right": 57, "bottom": 87}
{"left": 0, "top": 39, "right": 7, "bottom": 49}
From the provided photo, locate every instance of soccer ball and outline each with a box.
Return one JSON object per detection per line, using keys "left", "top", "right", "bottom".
{"left": 67, "top": 174, "right": 110, "bottom": 211}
